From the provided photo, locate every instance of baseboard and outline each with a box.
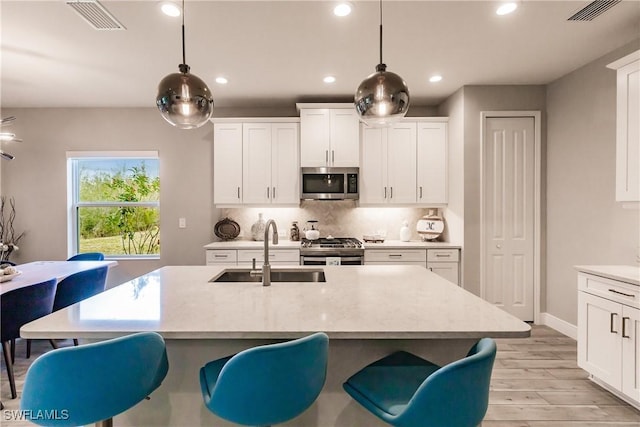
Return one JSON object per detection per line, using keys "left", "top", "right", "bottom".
{"left": 540, "top": 312, "right": 577, "bottom": 340}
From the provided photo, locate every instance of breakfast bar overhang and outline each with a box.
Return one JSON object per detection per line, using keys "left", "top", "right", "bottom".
{"left": 21, "top": 265, "right": 530, "bottom": 426}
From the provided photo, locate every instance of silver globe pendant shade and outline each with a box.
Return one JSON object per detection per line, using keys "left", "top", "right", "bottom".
{"left": 156, "top": 1, "right": 213, "bottom": 129}
{"left": 354, "top": 0, "right": 410, "bottom": 127}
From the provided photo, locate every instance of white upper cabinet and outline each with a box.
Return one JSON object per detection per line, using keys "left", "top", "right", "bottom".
{"left": 213, "top": 123, "right": 243, "bottom": 205}
{"left": 608, "top": 50, "right": 640, "bottom": 202}
{"left": 243, "top": 122, "right": 299, "bottom": 206}
{"left": 417, "top": 122, "right": 448, "bottom": 204}
{"left": 299, "top": 106, "right": 360, "bottom": 167}
{"left": 213, "top": 119, "right": 299, "bottom": 206}
{"left": 360, "top": 119, "right": 448, "bottom": 206}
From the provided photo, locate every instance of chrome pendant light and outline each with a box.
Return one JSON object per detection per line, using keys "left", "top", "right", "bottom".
{"left": 354, "top": 0, "right": 409, "bottom": 127}
{"left": 156, "top": 0, "right": 213, "bottom": 129}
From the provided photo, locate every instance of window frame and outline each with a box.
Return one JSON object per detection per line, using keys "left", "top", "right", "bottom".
{"left": 66, "top": 151, "right": 160, "bottom": 260}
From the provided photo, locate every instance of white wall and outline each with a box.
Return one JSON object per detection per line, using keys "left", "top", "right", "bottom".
{"left": 546, "top": 39, "right": 640, "bottom": 325}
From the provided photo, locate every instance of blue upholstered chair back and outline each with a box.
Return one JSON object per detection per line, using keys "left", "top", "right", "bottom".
{"left": 67, "top": 252, "right": 104, "bottom": 261}
{"left": 21, "top": 331, "right": 169, "bottom": 427}
{"left": 201, "top": 332, "right": 329, "bottom": 426}
{"left": 52, "top": 266, "right": 108, "bottom": 312}
{"left": 0, "top": 278, "right": 57, "bottom": 343}
{"left": 398, "top": 337, "right": 497, "bottom": 427}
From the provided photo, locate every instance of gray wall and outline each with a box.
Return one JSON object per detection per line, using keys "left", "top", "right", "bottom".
{"left": 0, "top": 108, "right": 217, "bottom": 287}
{"left": 546, "top": 39, "right": 640, "bottom": 325}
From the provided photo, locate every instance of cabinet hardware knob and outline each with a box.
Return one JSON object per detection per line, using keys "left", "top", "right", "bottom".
{"left": 610, "top": 312, "right": 618, "bottom": 334}
{"left": 622, "top": 316, "right": 630, "bottom": 338}
{"left": 608, "top": 288, "right": 635, "bottom": 298}
{"left": 496, "top": 244, "right": 502, "bottom": 249}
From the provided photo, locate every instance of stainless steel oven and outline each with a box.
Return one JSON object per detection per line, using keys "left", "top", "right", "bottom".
{"left": 299, "top": 238, "right": 364, "bottom": 265}
{"left": 301, "top": 167, "right": 359, "bottom": 200}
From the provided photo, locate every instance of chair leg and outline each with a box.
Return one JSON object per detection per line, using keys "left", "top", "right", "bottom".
{"left": 95, "top": 417, "right": 113, "bottom": 427}
{"left": 49, "top": 339, "right": 59, "bottom": 350}
{"left": 10, "top": 339, "right": 15, "bottom": 364}
{"left": 26, "top": 339, "right": 31, "bottom": 359}
{"left": 73, "top": 339, "right": 79, "bottom": 346}
{"left": 2, "top": 341, "right": 17, "bottom": 399}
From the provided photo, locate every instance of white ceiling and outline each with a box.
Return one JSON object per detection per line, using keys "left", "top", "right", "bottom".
{"left": 1, "top": 0, "right": 639, "bottom": 109}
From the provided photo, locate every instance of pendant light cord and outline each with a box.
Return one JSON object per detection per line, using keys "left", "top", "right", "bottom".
{"left": 182, "top": 0, "right": 186, "bottom": 66}
{"left": 379, "top": 0, "right": 383, "bottom": 65}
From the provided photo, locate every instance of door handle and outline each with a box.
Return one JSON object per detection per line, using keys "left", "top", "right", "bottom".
{"left": 610, "top": 312, "right": 618, "bottom": 334}
{"left": 384, "top": 187, "right": 387, "bottom": 199}
{"left": 332, "top": 150, "right": 335, "bottom": 164}
{"left": 267, "top": 187, "right": 270, "bottom": 199}
{"left": 390, "top": 187, "right": 393, "bottom": 198}
{"left": 326, "top": 150, "right": 329, "bottom": 164}
{"left": 419, "top": 186, "right": 423, "bottom": 199}
{"left": 622, "top": 316, "right": 630, "bottom": 338}
{"left": 272, "top": 187, "right": 276, "bottom": 199}
{"left": 237, "top": 187, "right": 240, "bottom": 199}
{"left": 496, "top": 244, "right": 502, "bottom": 249}
{"left": 608, "top": 288, "right": 635, "bottom": 298}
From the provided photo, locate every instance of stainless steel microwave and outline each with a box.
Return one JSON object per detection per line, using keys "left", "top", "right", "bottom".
{"left": 300, "top": 167, "right": 359, "bottom": 200}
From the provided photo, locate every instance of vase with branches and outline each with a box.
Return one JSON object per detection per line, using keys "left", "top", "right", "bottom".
{"left": 0, "top": 196, "right": 25, "bottom": 262}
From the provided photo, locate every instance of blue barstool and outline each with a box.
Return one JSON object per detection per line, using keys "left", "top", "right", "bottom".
{"left": 67, "top": 252, "right": 105, "bottom": 261}
{"left": 343, "top": 338, "right": 497, "bottom": 427}
{"left": 21, "top": 331, "right": 169, "bottom": 427}
{"left": 0, "top": 278, "right": 57, "bottom": 399}
{"left": 200, "top": 332, "right": 329, "bottom": 426}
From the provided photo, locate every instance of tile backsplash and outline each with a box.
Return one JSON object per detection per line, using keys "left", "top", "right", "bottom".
{"left": 216, "top": 201, "right": 446, "bottom": 242}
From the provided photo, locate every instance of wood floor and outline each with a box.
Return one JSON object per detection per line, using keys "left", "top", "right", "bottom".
{"left": 1, "top": 325, "right": 639, "bottom": 426}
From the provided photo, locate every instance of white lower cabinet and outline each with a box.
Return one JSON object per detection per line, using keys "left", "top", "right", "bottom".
{"left": 365, "top": 249, "right": 426, "bottom": 266}
{"left": 427, "top": 249, "right": 460, "bottom": 285}
{"left": 578, "top": 272, "right": 640, "bottom": 407}
{"left": 206, "top": 249, "right": 300, "bottom": 267}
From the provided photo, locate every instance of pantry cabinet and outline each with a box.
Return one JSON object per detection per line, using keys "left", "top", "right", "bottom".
{"left": 607, "top": 50, "right": 640, "bottom": 202}
{"left": 298, "top": 107, "right": 360, "bottom": 167}
{"left": 577, "top": 269, "right": 640, "bottom": 408}
{"left": 212, "top": 119, "right": 299, "bottom": 206}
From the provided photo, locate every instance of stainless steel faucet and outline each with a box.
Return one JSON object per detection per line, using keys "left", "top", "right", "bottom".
{"left": 261, "top": 219, "right": 278, "bottom": 286}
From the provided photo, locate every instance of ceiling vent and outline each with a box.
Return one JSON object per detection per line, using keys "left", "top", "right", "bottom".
{"left": 66, "top": 0, "right": 126, "bottom": 30}
{"left": 568, "top": 0, "right": 621, "bottom": 21}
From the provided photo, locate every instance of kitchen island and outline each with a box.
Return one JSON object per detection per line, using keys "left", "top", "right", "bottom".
{"left": 22, "top": 265, "right": 530, "bottom": 426}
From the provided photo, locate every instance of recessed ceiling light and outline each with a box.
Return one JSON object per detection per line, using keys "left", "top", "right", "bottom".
{"left": 160, "top": 2, "right": 181, "bottom": 17}
{"left": 429, "top": 75, "right": 443, "bottom": 83}
{"left": 496, "top": 2, "right": 518, "bottom": 15}
{"left": 323, "top": 76, "right": 336, "bottom": 84}
{"left": 215, "top": 77, "right": 228, "bottom": 84}
{"left": 333, "top": 2, "right": 353, "bottom": 17}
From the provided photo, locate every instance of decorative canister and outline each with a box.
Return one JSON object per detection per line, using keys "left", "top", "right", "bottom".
{"left": 416, "top": 209, "right": 445, "bottom": 241}
{"left": 400, "top": 220, "right": 411, "bottom": 242}
{"left": 290, "top": 221, "right": 300, "bottom": 241}
{"left": 251, "top": 213, "right": 266, "bottom": 241}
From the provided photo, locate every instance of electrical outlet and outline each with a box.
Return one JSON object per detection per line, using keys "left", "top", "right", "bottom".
{"left": 178, "top": 217, "right": 186, "bottom": 228}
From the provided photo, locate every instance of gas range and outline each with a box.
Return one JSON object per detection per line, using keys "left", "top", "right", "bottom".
{"left": 300, "top": 237, "right": 364, "bottom": 260}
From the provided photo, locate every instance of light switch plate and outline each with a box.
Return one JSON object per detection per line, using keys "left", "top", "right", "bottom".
{"left": 179, "top": 217, "right": 186, "bottom": 228}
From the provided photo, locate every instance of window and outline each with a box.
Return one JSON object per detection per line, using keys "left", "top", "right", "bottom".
{"left": 67, "top": 151, "right": 160, "bottom": 259}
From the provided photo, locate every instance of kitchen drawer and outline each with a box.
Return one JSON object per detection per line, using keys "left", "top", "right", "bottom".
{"left": 206, "top": 249, "right": 237, "bottom": 264}
{"left": 427, "top": 249, "right": 459, "bottom": 262}
{"left": 578, "top": 273, "right": 639, "bottom": 308}
{"left": 365, "top": 249, "right": 427, "bottom": 263}
{"left": 428, "top": 262, "right": 460, "bottom": 285}
{"left": 237, "top": 249, "right": 300, "bottom": 263}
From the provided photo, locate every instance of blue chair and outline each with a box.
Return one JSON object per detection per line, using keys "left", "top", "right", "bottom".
{"left": 200, "top": 332, "right": 329, "bottom": 426}
{"left": 0, "top": 278, "right": 57, "bottom": 398}
{"left": 343, "top": 338, "right": 497, "bottom": 427}
{"left": 67, "top": 252, "right": 105, "bottom": 261}
{"left": 21, "top": 331, "right": 169, "bottom": 427}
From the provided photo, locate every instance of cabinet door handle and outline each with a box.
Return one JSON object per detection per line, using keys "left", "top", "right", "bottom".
{"left": 419, "top": 186, "right": 423, "bottom": 199}
{"left": 272, "top": 187, "right": 276, "bottom": 199}
{"left": 267, "top": 187, "right": 270, "bottom": 199}
{"left": 332, "top": 150, "right": 335, "bottom": 164}
{"left": 326, "top": 150, "right": 329, "bottom": 164}
{"left": 237, "top": 187, "right": 241, "bottom": 199}
{"left": 214, "top": 254, "right": 228, "bottom": 258}
{"left": 384, "top": 187, "right": 387, "bottom": 198}
{"left": 622, "top": 317, "right": 630, "bottom": 338}
{"left": 390, "top": 187, "right": 393, "bottom": 198}
{"left": 610, "top": 312, "right": 618, "bottom": 334}
{"left": 435, "top": 254, "right": 451, "bottom": 258}
{"left": 388, "top": 254, "right": 403, "bottom": 258}
{"left": 608, "top": 288, "right": 635, "bottom": 298}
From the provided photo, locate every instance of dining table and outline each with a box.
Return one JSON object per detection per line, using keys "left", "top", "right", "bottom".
{"left": 0, "top": 260, "right": 118, "bottom": 295}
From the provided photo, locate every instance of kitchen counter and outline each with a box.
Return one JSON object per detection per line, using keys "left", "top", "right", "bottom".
{"left": 204, "top": 239, "right": 302, "bottom": 249}
{"left": 363, "top": 239, "right": 461, "bottom": 249}
{"left": 21, "top": 265, "right": 528, "bottom": 426}
{"left": 575, "top": 265, "right": 640, "bottom": 286}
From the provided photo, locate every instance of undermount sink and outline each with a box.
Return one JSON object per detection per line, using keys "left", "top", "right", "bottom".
{"left": 210, "top": 268, "right": 326, "bottom": 283}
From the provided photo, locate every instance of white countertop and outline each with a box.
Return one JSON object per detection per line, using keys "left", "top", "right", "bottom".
{"left": 204, "top": 239, "right": 460, "bottom": 250}
{"left": 575, "top": 265, "right": 640, "bottom": 286}
{"left": 22, "top": 265, "right": 529, "bottom": 340}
